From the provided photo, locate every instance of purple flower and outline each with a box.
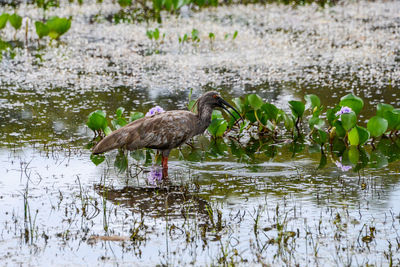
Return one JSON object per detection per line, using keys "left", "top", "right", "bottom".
{"left": 335, "top": 106, "right": 353, "bottom": 117}
{"left": 148, "top": 166, "right": 163, "bottom": 185}
{"left": 146, "top": 106, "right": 165, "bottom": 117}
{"left": 335, "top": 157, "right": 352, "bottom": 172}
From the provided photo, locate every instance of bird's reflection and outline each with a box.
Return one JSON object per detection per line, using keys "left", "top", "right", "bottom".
{"left": 94, "top": 172, "right": 210, "bottom": 219}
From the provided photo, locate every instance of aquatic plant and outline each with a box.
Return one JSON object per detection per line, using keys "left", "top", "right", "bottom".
{"left": 146, "top": 105, "right": 165, "bottom": 116}
{"left": 86, "top": 92, "right": 400, "bottom": 173}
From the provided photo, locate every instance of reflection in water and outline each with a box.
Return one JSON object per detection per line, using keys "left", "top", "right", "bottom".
{"left": 94, "top": 183, "right": 210, "bottom": 220}
{"left": 148, "top": 166, "right": 163, "bottom": 185}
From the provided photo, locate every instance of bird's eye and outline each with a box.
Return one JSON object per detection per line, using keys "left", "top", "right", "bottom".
{"left": 213, "top": 94, "right": 218, "bottom": 99}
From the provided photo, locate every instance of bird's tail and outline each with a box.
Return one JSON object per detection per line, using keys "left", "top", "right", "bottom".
{"left": 92, "top": 129, "right": 129, "bottom": 154}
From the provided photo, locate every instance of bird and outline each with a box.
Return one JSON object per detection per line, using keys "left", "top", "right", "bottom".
{"left": 92, "top": 91, "right": 241, "bottom": 178}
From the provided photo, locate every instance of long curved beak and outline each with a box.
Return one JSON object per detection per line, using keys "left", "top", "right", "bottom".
{"left": 217, "top": 98, "right": 243, "bottom": 122}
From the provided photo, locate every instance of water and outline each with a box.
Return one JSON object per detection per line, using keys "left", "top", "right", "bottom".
{"left": 1, "top": 0, "right": 400, "bottom": 265}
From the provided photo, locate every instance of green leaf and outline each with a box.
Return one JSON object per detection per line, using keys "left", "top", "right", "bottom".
{"left": 304, "top": 94, "right": 321, "bottom": 109}
{"left": 318, "top": 152, "right": 327, "bottom": 169}
{"left": 369, "top": 151, "right": 388, "bottom": 169}
{"left": 247, "top": 94, "right": 264, "bottom": 110}
{"left": 377, "top": 103, "right": 394, "bottom": 117}
{"left": 87, "top": 110, "right": 107, "bottom": 131}
{"left": 130, "top": 111, "right": 144, "bottom": 122}
{"left": 104, "top": 126, "right": 112, "bottom": 136}
{"left": 90, "top": 154, "right": 105, "bottom": 166}
{"left": 35, "top": 21, "right": 49, "bottom": 39}
{"left": 313, "top": 129, "right": 327, "bottom": 145}
{"left": 288, "top": 100, "right": 305, "bottom": 118}
{"left": 153, "top": 28, "right": 160, "bottom": 40}
{"left": 348, "top": 125, "right": 370, "bottom": 146}
{"left": 348, "top": 146, "right": 360, "bottom": 165}
{"left": 339, "top": 94, "right": 364, "bottom": 114}
{"left": 207, "top": 118, "right": 228, "bottom": 138}
{"left": 383, "top": 109, "right": 400, "bottom": 131}
{"left": 333, "top": 121, "right": 346, "bottom": 138}
{"left": 326, "top": 106, "right": 340, "bottom": 126}
{"left": 367, "top": 116, "right": 388, "bottom": 138}
{"left": 118, "top": 0, "right": 132, "bottom": 7}
{"left": 279, "top": 110, "right": 294, "bottom": 131}
{"left": 46, "top": 16, "right": 71, "bottom": 40}
{"left": 233, "top": 97, "right": 244, "bottom": 113}
{"left": 340, "top": 112, "right": 357, "bottom": 131}
{"left": 153, "top": 0, "right": 162, "bottom": 11}
{"left": 0, "top": 13, "right": 9, "bottom": 30}
{"left": 232, "top": 30, "right": 238, "bottom": 40}
{"left": 261, "top": 103, "right": 279, "bottom": 121}
{"left": 112, "top": 117, "right": 127, "bottom": 129}
{"left": 348, "top": 127, "right": 359, "bottom": 146}
{"left": 9, "top": 13, "right": 22, "bottom": 30}
{"left": 116, "top": 107, "right": 125, "bottom": 118}
{"left": 309, "top": 116, "right": 325, "bottom": 130}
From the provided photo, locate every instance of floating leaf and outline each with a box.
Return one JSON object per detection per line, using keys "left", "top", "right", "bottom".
{"left": 383, "top": 109, "right": 400, "bottom": 131}
{"left": 333, "top": 121, "right": 346, "bottom": 138}
{"left": 111, "top": 117, "right": 127, "bottom": 129}
{"left": 208, "top": 118, "right": 227, "bottom": 138}
{"left": 9, "top": 13, "right": 22, "bottom": 30}
{"left": 118, "top": 0, "right": 132, "bottom": 7}
{"left": 309, "top": 116, "right": 325, "bottom": 130}
{"left": 289, "top": 100, "right": 305, "bottom": 118}
{"left": 279, "top": 110, "right": 294, "bottom": 131}
{"left": 90, "top": 154, "right": 105, "bottom": 166}
{"left": 116, "top": 107, "right": 125, "bottom": 118}
{"left": 130, "top": 111, "right": 144, "bottom": 122}
{"left": 340, "top": 112, "right": 357, "bottom": 131}
{"left": 35, "top": 21, "right": 49, "bottom": 39}
{"left": 326, "top": 106, "right": 340, "bottom": 126}
{"left": 377, "top": 103, "right": 394, "bottom": 117}
{"left": 46, "top": 16, "right": 71, "bottom": 40}
{"left": 87, "top": 110, "right": 107, "bottom": 131}
{"left": 348, "top": 125, "right": 370, "bottom": 146}
{"left": 247, "top": 94, "right": 264, "bottom": 110}
{"left": 339, "top": 94, "right": 364, "bottom": 114}
{"left": 304, "top": 94, "right": 321, "bottom": 109}
{"left": 261, "top": 103, "right": 279, "bottom": 121}
{"left": 104, "top": 126, "right": 112, "bottom": 136}
{"left": 348, "top": 146, "right": 360, "bottom": 165}
{"left": 0, "top": 13, "right": 9, "bottom": 30}
{"left": 367, "top": 116, "right": 388, "bottom": 138}
{"left": 313, "top": 129, "right": 327, "bottom": 145}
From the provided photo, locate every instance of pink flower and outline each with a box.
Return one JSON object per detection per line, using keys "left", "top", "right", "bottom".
{"left": 148, "top": 166, "right": 163, "bottom": 185}
{"left": 146, "top": 106, "right": 165, "bottom": 117}
{"left": 335, "top": 106, "right": 352, "bottom": 117}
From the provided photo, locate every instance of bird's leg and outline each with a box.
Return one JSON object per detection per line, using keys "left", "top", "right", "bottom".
{"left": 161, "top": 155, "right": 168, "bottom": 179}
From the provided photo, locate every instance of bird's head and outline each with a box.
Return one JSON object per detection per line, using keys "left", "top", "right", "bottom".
{"left": 198, "top": 91, "right": 242, "bottom": 121}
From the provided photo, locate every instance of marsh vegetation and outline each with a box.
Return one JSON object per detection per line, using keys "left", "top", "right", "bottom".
{"left": 0, "top": 0, "right": 399, "bottom": 266}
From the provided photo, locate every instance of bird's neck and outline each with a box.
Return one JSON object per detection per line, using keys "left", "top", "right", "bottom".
{"left": 196, "top": 104, "right": 213, "bottom": 134}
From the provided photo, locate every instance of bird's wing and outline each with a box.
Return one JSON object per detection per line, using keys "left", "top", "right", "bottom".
{"left": 92, "top": 111, "right": 197, "bottom": 154}
{"left": 126, "top": 110, "right": 197, "bottom": 150}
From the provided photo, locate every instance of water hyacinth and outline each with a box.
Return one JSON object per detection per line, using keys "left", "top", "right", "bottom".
{"left": 146, "top": 106, "right": 165, "bottom": 117}
{"left": 335, "top": 106, "right": 352, "bottom": 116}
{"left": 148, "top": 166, "right": 163, "bottom": 185}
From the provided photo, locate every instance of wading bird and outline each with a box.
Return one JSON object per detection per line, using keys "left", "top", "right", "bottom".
{"left": 92, "top": 91, "right": 241, "bottom": 178}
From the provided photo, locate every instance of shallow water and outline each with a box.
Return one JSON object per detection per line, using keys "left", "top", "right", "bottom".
{"left": 1, "top": 0, "right": 400, "bottom": 266}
